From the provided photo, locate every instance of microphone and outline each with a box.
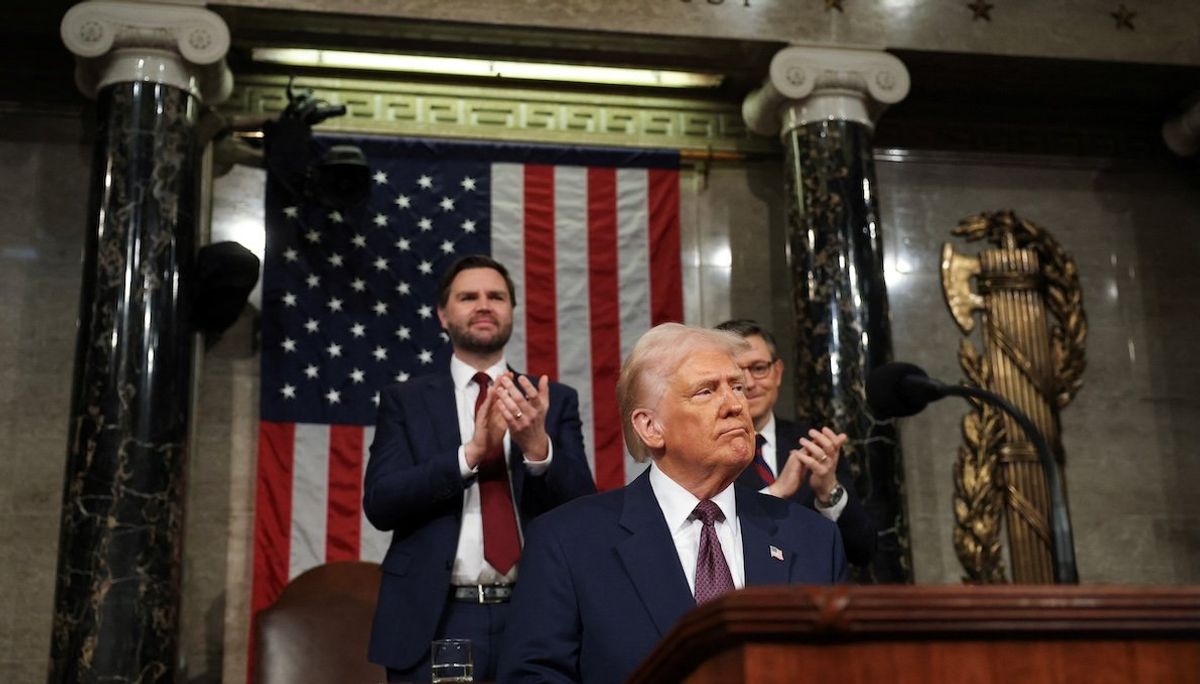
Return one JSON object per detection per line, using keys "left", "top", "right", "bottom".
{"left": 866, "top": 362, "right": 1079, "bottom": 584}
{"left": 865, "top": 362, "right": 950, "bottom": 419}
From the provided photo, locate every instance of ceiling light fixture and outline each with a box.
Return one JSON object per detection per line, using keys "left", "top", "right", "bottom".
{"left": 250, "top": 48, "right": 723, "bottom": 89}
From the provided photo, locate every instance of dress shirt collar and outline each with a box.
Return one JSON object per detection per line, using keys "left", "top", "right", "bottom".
{"left": 759, "top": 414, "right": 777, "bottom": 452}
{"left": 449, "top": 354, "right": 508, "bottom": 390}
{"left": 648, "top": 461, "right": 738, "bottom": 533}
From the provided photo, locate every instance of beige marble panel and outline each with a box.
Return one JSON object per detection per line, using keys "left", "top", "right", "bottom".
{"left": 876, "top": 152, "right": 1200, "bottom": 585}
{"left": 178, "top": 166, "right": 267, "bottom": 683}
{"left": 214, "top": 0, "right": 1200, "bottom": 65}
{"left": 0, "top": 112, "right": 89, "bottom": 678}
{"left": 697, "top": 265, "right": 732, "bottom": 326}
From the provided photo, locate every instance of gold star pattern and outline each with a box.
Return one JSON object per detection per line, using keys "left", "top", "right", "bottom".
{"left": 1110, "top": 4, "right": 1136, "bottom": 30}
{"left": 967, "top": 0, "right": 993, "bottom": 21}
{"left": 824, "top": 0, "right": 844, "bottom": 12}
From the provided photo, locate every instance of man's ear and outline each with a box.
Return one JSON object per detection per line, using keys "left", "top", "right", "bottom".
{"left": 771, "top": 357, "right": 784, "bottom": 383}
{"left": 630, "top": 408, "right": 665, "bottom": 450}
{"left": 436, "top": 306, "right": 447, "bottom": 329}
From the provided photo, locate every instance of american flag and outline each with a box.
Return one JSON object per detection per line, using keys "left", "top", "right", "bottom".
{"left": 250, "top": 134, "right": 682, "bottom": 638}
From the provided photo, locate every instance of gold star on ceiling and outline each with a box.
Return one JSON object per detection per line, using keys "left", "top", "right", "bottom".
{"left": 1110, "top": 4, "right": 1136, "bottom": 30}
{"left": 967, "top": 0, "right": 994, "bottom": 22}
{"left": 824, "top": 0, "right": 844, "bottom": 13}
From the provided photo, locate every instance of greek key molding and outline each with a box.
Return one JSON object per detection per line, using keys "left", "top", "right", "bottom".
{"left": 220, "top": 75, "right": 776, "bottom": 153}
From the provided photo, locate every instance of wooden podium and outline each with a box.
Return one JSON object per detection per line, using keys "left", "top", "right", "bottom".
{"left": 628, "top": 585, "right": 1200, "bottom": 684}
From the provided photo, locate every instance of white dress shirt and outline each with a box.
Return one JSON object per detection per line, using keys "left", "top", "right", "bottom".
{"left": 758, "top": 415, "right": 846, "bottom": 522}
{"left": 448, "top": 355, "right": 553, "bottom": 585}
{"left": 648, "top": 463, "right": 745, "bottom": 594}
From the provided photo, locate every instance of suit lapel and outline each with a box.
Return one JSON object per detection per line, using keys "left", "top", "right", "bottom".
{"left": 737, "top": 486, "right": 792, "bottom": 586}
{"left": 775, "top": 416, "right": 818, "bottom": 504}
{"left": 772, "top": 415, "right": 796, "bottom": 474}
{"left": 423, "top": 372, "right": 461, "bottom": 451}
{"left": 615, "top": 472, "right": 696, "bottom": 637}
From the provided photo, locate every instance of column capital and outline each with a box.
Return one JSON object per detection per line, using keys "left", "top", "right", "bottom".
{"left": 61, "top": 0, "right": 232, "bottom": 103}
{"left": 743, "top": 45, "right": 910, "bottom": 137}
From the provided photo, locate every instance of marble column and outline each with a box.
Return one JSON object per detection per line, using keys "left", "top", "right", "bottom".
{"left": 52, "top": 3, "right": 231, "bottom": 681}
{"left": 744, "top": 47, "right": 912, "bottom": 582}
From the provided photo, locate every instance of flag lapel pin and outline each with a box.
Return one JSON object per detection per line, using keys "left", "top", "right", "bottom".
{"left": 769, "top": 545, "right": 784, "bottom": 561}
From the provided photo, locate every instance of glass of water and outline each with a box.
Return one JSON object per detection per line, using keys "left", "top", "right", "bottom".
{"left": 430, "top": 638, "right": 473, "bottom": 683}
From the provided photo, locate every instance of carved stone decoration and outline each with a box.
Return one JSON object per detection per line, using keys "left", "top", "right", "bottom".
{"left": 967, "top": 0, "right": 995, "bottom": 22}
{"left": 61, "top": 0, "right": 232, "bottom": 103}
{"left": 941, "top": 211, "right": 1088, "bottom": 583}
{"left": 742, "top": 45, "right": 910, "bottom": 136}
{"left": 1110, "top": 4, "right": 1137, "bottom": 31}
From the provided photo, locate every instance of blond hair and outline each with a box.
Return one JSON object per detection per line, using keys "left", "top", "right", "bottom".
{"left": 616, "top": 323, "right": 749, "bottom": 462}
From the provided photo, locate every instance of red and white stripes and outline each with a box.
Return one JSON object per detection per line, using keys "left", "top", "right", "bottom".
{"left": 252, "top": 421, "right": 389, "bottom": 618}
{"left": 490, "top": 162, "right": 681, "bottom": 492}
{"left": 252, "top": 161, "right": 680, "bottom": 615}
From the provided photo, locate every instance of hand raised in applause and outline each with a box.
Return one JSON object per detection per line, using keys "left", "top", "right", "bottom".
{"left": 464, "top": 387, "right": 509, "bottom": 469}
{"left": 494, "top": 373, "right": 551, "bottom": 461}
{"left": 797, "top": 427, "right": 848, "bottom": 502}
{"left": 766, "top": 427, "right": 848, "bottom": 500}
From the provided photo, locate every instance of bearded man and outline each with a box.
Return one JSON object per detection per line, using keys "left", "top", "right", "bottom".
{"left": 363, "top": 255, "right": 595, "bottom": 682}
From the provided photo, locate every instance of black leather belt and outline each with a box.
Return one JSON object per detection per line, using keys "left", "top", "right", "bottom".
{"left": 452, "top": 584, "right": 513, "bottom": 603}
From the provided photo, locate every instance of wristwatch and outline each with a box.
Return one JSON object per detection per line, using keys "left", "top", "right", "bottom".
{"left": 816, "top": 484, "right": 845, "bottom": 509}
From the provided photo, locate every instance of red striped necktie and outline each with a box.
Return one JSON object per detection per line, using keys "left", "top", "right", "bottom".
{"left": 752, "top": 433, "right": 775, "bottom": 485}
{"left": 472, "top": 372, "right": 521, "bottom": 574}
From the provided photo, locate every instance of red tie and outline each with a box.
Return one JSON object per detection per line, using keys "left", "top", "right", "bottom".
{"left": 752, "top": 434, "right": 775, "bottom": 485}
{"left": 472, "top": 372, "right": 521, "bottom": 575}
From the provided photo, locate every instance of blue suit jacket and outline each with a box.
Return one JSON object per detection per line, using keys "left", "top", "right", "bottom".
{"left": 362, "top": 367, "right": 595, "bottom": 670}
{"left": 736, "top": 416, "right": 877, "bottom": 566}
{"left": 497, "top": 470, "right": 847, "bottom": 684}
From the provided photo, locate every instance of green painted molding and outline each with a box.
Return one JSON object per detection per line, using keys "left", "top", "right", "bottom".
{"left": 220, "top": 74, "right": 778, "bottom": 154}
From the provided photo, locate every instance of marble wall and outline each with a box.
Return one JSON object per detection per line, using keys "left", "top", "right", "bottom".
{"left": 2, "top": 110, "right": 1199, "bottom": 681}
{"left": 0, "top": 112, "right": 89, "bottom": 682}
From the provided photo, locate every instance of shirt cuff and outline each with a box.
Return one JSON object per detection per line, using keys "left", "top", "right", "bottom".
{"left": 458, "top": 445, "right": 478, "bottom": 479}
{"left": 815, "top": 488, "right": 847, "bottom": 521}
{"left": 523, "top": 440, "right": 553, "bottom": 475}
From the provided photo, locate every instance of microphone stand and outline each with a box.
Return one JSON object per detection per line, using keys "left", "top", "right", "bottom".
{"left": 940, "top": 383, "right": 1079, "bottom": 584}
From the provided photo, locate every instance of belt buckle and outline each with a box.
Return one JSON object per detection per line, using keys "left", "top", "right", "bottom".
{"left": 479, "top": 585, "right": 505, "bottom": 604}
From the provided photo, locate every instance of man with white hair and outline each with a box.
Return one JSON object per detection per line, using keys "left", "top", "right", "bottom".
{"left": 498, "top": 323, "right": 846, "bottom": 684}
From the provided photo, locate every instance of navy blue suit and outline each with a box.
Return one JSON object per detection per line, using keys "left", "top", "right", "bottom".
{"left": 736, "top": 416, "right": 876, "bottom": 566}
{"left": 362, "top": 367, "right": 595, "bottom": 672}
{"left": 498, "top": 470, "right": 847, "bottom": 684}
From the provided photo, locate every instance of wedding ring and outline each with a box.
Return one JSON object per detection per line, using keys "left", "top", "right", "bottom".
{"left": 515, "top": 411, "right": 523, "bottom": 419}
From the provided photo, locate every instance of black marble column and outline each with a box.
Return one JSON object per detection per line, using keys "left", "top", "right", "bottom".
{"left": 50, "top": 80, "right": 199, "bottom": 683}
{"left": 784, "top": 119, "right": 911, "bottom": 583}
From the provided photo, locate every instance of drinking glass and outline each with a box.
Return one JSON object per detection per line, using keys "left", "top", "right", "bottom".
{"left": 430, "top": 638, "right": 473, "bottom": 683}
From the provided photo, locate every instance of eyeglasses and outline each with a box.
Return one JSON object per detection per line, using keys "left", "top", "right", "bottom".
{"left": 740, "top": 361, "right": 776, "bottom": 379}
